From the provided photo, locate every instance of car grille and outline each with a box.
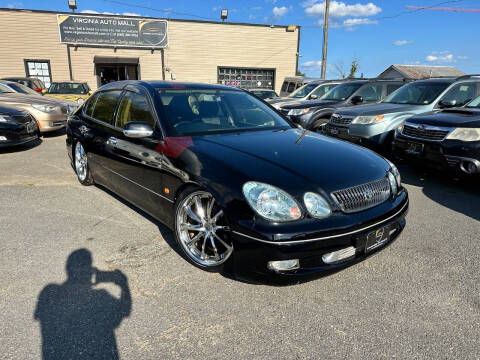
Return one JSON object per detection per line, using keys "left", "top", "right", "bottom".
{"left": 11, "top": 113, "right": 34, "bottom": 124}
{"left": 330, "top": 114, "right": 354, "bottom": 126}
{"left": 331, "top": 177, "right": 391, "bottom": 213}
{"left": 401, "top": 123, "right": 451, "bottom": 141}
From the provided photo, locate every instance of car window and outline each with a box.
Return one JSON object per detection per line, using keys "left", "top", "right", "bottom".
{"left": 322, "top": 83, "right": 363, "bottom": 101}
{"left": 383, "top": 82, "right": 451, "bottom": 105}
{"left": 440, "top": 82, "right": 478, "bottom": 107}
{"left": 156, "top": 88, "right": 290, "bottom": 136}
{"left": 48, "top": 83, "right": 89, "bottom": 95}
{"left": 0, "top": 83, "right": 14, "bottom": 93}
{"left": 281, "top": 82, "right": 288, "bottom": 93}
{"left": 353, "top": 84, "right": 383, "bottom": 102}
{"left": 387, "top": 84, "right": 402, "bottom": 95}
{"left": 91, "top": 91, "right": 122, "bottom": 124}
{"left": 250, "top": 90, "right": 277, "bottom": 100}
{"left": 84, "top": 93, "right": 99, "bottom": 117}
{"left": 310, "top": 84, "right": 335, "bottom": 98}
{"left": 116, "top": 90, "right": 155, "bottom": 129}
{"left": 7, "top": 82, "right": 38, "bottom": 95}
{"left": 287, "top": 82, "right": 295, "bottom": 93}
{"left": 466, "top": 96, "right": 480, "bottom": 108}
{"left": 288, "top": 83, "right": 318, "bottom": 99}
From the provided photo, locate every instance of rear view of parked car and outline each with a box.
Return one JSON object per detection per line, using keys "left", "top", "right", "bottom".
{"left": 45, "top": 81, "right": 92, "bottom": 105}
{"left": 0, "top": 104, "right": 39, "bottom": 147}
{"left": 393, "top": 96, "right": 480, "bottom": 175}
{"left": 246, "top": 88, "right": 278, "bottom": 100}
{"left": 327, "top": 75, "right": 480, "bottom": 151}
{"left": 2, "top": 77, "right": 47, "bottom": 94}
{"left": 280, "top": 79, "right": 406, "bottom": 132}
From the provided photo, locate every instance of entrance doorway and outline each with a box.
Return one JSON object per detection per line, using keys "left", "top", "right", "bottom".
{"left": 93, "top": 56, "right": 140, "bottom": 87}
{"left": 96, "top": 63, "right": 138, "bottom": 86}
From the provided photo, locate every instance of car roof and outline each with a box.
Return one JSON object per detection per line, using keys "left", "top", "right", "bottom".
{"left": 248, "top": 88, "right": 276, "bottom": 91}
{"left": 51, "top": 80, "right": 88, "bottom": 84}
{"left": 411, "top": 77, "right": 458, "bottom": 84}
{"left": 1, "top": 77, "right": 36, "bottom": 81}
{"left": 99, "top": 80, "right": 244, "bottom": 92}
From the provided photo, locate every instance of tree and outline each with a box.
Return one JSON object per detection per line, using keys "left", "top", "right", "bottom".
{"left": 296, "top": 70, "right": 306, "bottom": 77}
{"left": 333, "top": 58, "right": 360, "bottom": 79}
{"left": 348, "top": 58, "right": 359, "bottom": 78}
{"left": 333, "top": 60, "right": 347, "bottom": 79}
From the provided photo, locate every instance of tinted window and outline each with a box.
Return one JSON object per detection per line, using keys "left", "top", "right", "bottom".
{"left": 387, "top": 84, "right": 402, "bottom": 95}
{"left": 116, "top": 90, "right": 155, "bottom": 129}
{"left": 91, "top": 91, "right": 121, "bottom": 124}
{"left": 288, "top": 83, "right": 318, "bottom": 98}
{"left": 281, "top": 82, "right": 288, "bottom": 92}
{"left": 8, "top": 82, "right": 39, "bottom": 95}
{"left": 466, "top": 96, "right": 480, "bottom": 108}
{"left": 354, "top": 84, "right": 383, "bottom": 102}
{"left": 383, "top": 82, "right": 451, "bottom": 105}
{"left": 84, "top": 93, "right": 99, "bottom": 117}
{"left": 311, "top": 84, "right": 335, "bottom": 98}
{"left": 440, "top": 83, "right": 478, "bottom": 107}
{"left": 156, "top": 88, "right": 290, "bottom": 136}
{"left": 322, "top": 83, "right": 363, "bottom": 101}
{"left": 48, "top": 82, "right": 89, "bottom": 95}
{"left": 287, "top": 82, "right": 295, "bottom": 93}
{"left": 0, "top": 83, "right": 14, "bottom": 94}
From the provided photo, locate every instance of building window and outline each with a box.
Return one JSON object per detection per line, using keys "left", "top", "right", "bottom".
{"left": 218, "top": 67, "right": 275, "bottom": 90}
{"left": 24, "top": 60, "right": 52, "bottom": 88}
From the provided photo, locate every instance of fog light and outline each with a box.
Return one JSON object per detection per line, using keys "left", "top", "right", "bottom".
{"left": 322, "top": 246, "right": 356, "bottom": 264}
{"left": 461, "top": 161, "right": 478, "bottom": 174}
{"left": 0, "top": 136, "right": 6, "bottom": 141}
{"left": 267, "top": 259, "right": 299, "bottom": 272}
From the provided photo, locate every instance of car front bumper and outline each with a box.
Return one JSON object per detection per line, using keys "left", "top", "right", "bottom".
{"left": 325, "top": 122, "right": 393, "bottom": 147}
{"left": 231, "top": 191, "right": 408, "bottom": 282}
{"left": 0, "top": 122, "right": 39, "bottom": 147}
{"left": 392, "top": 134, "right": 480, "bottom": 174}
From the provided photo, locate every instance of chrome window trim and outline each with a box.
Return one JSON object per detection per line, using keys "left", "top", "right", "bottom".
{"left": 232, "top": 198, "right": 408, "bottom": 245}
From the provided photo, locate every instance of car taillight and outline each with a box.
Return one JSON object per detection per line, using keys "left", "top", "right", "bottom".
{"left": 35, "top": 87, "right": 42, "bottom": 92}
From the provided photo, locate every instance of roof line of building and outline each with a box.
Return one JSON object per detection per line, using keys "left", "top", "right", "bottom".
{"left": 0, "top": 7, "right": 300, "bottom": 30}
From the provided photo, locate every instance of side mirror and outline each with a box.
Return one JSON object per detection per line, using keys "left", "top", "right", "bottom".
{"left": 123, "top": 122, "right": 153, "bottom": 138}
{"left": 309, "top": 94, "right": 318, "bottom": 100}
{"left": 350, "top": 95, "right": 363, "bottom": 105}
{"left": 438, "top": 99, "right": 456, "bottom": 108}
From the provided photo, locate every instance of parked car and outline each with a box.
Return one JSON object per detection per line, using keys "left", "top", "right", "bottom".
{"left": 66, "top": 80, "right": 408, "bottom": 279}
{"left": 246, "top": 88, "right": 278, "bottom": 100}
{"left": 326, "top": 75, "right": 480, "bottom": 151}
{"left": 280, "top": 76, "right": 321, "bottom": 97}
{"left": 45, "top": 81, "right": 92, "bottom": 104}
{"left": 1, "top": 77, "right": 47, "bottom": 94}
{"left": 0, "top": 85, "right": 77, "bottom": 133}
{"left": 280, "top": 79, "right": 407, "bottom": 132}
{"left": 392, "top": 96, "right": 480, "bottom": 175}
{"left": 0, "top": 80, "right": 42, "bottom": 95}
{"left": 0, "top": 104, "right": 39, "bottom": 147}
{"left": 268, "top": 80, "right": 342, "bottom": 108}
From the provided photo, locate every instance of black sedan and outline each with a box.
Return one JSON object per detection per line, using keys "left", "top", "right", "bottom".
{"left": 393, "top": 96, "right": 480, "bottom": 175}
{"left": 0, "top": 104, "right": 39, "bottom": 147}
{"left": 66, "top": 81, "right": 408, "bottom": 279}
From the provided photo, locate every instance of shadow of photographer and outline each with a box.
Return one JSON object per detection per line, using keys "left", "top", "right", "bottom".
{"left": 34, "top": 249, "right": 131, "bottom": 360}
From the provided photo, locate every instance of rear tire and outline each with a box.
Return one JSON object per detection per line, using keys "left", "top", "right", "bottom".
{"left": 74, "top": 141, "right": 94, "bottom": 186}
{"left": 310, "top": 117, "right": 330, "bottom": 133}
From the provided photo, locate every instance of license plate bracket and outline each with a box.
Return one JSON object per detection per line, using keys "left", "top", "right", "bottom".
{"left": 364, "top": 224, "right": 391, "bottom": 253}
{"left": 406, "top": 141, "right": 424, "bottom": 155}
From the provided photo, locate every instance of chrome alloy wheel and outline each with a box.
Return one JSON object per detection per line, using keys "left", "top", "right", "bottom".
{"left": 176, "top": 191, "right": 233, "bottom": 267}
{"left": 74, "top": 142, "right": 88, "bottom": 181}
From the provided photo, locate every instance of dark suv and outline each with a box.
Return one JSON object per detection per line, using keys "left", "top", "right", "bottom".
{"left": 279, "top": 79, "right": 407, "bottom": 132}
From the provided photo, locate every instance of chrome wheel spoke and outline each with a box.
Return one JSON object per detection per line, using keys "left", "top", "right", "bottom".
{"left": 207, "top": 197, "right": 214, "bottom": 219}
{"left": 187, "top": 232, "right": 203, "bottom": 246}
{"left": 211, "top": 209, "right": 223, "bottom": 223}
{"left": 185, "top": 205, "right": 202, "bottom": 224}
{"left": 210, "top": 235, "right": 220, "bottom": 260}
{"left": 200, "top": 236, "right": 207, "bottom": 260}
{"left": 213, "top": 232, "right": 232, "bottom": 252}
{"left": 181, "top": 224, "right": 204, "bottom": 232}
{"left": 194, "top": 196, "right": 205, "bottom": 220}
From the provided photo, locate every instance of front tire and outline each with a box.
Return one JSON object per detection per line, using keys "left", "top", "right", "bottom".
{"left": 310, "top": 117, "right": 330, "bottom": 133}
{"left": 74, "top": 141, "right": 94, "bottom": 186}
{"left": 174, "top": 188, "right": 233, "bottom": 272}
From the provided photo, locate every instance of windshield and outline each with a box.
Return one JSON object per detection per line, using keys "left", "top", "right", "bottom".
{"left": 250, "top": 90, "right": 278, "bottom": 100}
{"left": 0, "top": 83, "right": 15, "bottom": 94}
{"left": 156, "top": 88, "right": 291, "bottom": 136}
{"left": 288, "top": 83, "right": 318, "bottom": 98}
{"left": 383, "top": 82, "right": 450, "bottom": 105}
{"left": 321, "top": 83, "right": 363, "bottom": 101}
{"left": 466, "top": 96, "right": 480, "bottom": 108}
{"left": 48, "top": 83, "right": 89, "bottom": 95}
{"left": 7, "top": 82, "right": 39, "bottom": 95}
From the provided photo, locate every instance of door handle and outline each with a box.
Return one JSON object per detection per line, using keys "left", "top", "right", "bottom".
{"left": 108, "top": 137, "right": 118, "bottom": 145}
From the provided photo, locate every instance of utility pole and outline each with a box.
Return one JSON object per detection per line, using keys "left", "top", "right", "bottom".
{"left": 321, "top": 0, "right": 330, "bottom": 79}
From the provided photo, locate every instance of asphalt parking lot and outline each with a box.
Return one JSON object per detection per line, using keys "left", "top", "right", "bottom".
{"left": 1, "top": 133, "right": 479, "bottom": 359}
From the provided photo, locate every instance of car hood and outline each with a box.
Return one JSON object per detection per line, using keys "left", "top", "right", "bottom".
{"left": 0, "top": 104, "right": 26, "bottom": 116}
{"left": 267, "top": 97, "right": 291, "bottom": 105}
{"left": 281, "top": 99, "right": 341, "bottom": 110}
{"left": 407, "top": 108, "right": 480, "bottom": 128}
{"left": 335, "top": 102, "right": 427, "bottom": 116}
{"left": 45, "top": 94, "right": 89, "bottom": 102}
{"left": 193, "top": 128, "right": 390, "bottom": 194}
{"left": 0, "top": 93, "right": 70, "bottom": 106}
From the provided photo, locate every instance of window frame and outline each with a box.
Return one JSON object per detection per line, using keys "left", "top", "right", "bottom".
{"left": 436, "top": 81, "right": 479, "bottom": 108}
{"left": 23, "top": 59, "right": 51, "bottom": 89}
{"left": 114, "top": 89, "right": 156, "bottom": 130}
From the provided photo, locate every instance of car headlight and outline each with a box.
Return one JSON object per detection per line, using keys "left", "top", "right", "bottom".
{"left": 0, "top": 115, "right": 15, "bottom": 123}
{"left": 77, "top": 98, "right": 85, "bottom": 105}
{"left": 446, "top": 128, "right": 480, "bottom": 142}
{"left": 303, "top": 192, "right": 331, "bottom": 218}
{"left": 67, "top": 104, "right": 78, "bottom": 114}
{"left": 388, "top": 172, "right": 398, "bottom": 196}
{"left": 396, "top": 123, "right": 404, "bottom": 133}
{"left": 352, "top": 115, "right": 385, "bottom": 124}
{"left": 288, "top": 108, "right": 310, "bottom": 116}
{"left": 243, "top": 182, "right": 302, "bottom": 221}
{"left": 386, "top": 160, "right": 402, "bottom": 188}
{"left": 32, "top": 104, "right": 58, "bottom": 113}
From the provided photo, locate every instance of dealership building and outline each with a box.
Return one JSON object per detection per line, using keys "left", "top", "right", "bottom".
{"left": 0, "top": 8, "right": 300, "bottom": 94}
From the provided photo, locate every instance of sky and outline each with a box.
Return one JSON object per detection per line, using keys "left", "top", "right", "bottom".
{"left": 1, "top": 0, "right": 478, "bottom": 79}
